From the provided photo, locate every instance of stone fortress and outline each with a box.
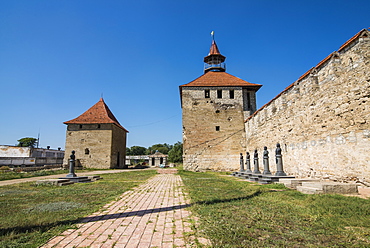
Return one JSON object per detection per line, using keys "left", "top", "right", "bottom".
{"left": 181, "top": 28, "right": 370, "bottom": 183}
{"left": 63, "top": 98, "right": 128, "bottom": 169}
{"left": 180, "top": 38, "right": 261, "bottom": 171}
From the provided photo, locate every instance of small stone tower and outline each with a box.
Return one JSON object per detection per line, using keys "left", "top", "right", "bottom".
{"left": 63, "top": 98, "right": 128, "bottom": 169}
{"left": 180, "top": 37, "right": 262, "bottom": 171}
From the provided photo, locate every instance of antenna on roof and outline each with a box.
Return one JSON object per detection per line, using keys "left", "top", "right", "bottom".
{"left": 37, "top": 129, "right": 40, "bottom": 148}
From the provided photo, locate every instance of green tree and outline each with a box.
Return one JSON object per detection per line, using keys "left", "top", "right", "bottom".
{"left": 128, "top": 146, "right": 147, "bottom": 155}
{"left": 167, "top": 142, "right": 183, "bottom": 163}
{"left": 17, "top": 137, "right": 37, "bottom": 148}
{"left": 147, "top": 143, "right": 173, "bottom": 155}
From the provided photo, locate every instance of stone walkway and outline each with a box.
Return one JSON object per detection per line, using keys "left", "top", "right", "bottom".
{"left": 41, "top": 169, "right": 208, "bottom": 248}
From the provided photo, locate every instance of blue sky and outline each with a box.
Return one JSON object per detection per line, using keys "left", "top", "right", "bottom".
{"left": 0, "top": 0, "right": 369, "bottom": 149}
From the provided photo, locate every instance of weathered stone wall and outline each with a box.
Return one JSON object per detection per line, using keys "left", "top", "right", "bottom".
{"left": 0, "top": 146, "right": 31, "bottom": 157}
{"left": 244, "top": 33, "right": 370, "bottom": 182}
{"left": 182, "top": 86, "right": 254, "bottom": 171}
{"left": 111, "top": 124, "right": 127, "bottom": 168}
{"left": 64, "top": 123, "right": 114, "bottom": 169}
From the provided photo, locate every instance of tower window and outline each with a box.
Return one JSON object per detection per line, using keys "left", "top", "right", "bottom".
{"left": 79, "top": 124, "right": 83, "bottom": 129}
{"left": 85, "top": 148, "right": 90, "bottom": 155}
{"left": 229, "top": 90, "right": 234, "bottom": 99}
{"left": 215, "top": 126, "right": 220, "bottom": 131}
{"left": 217, "top": 90, "right": 222, "bottom": 98}
{"left": 247, "top": 92, "right": 252, "bottom": 109}
{"left": 205, "top": 89, "right": 210, "bottom": 98}
{"left": 97, "top": 124, "right": 101, "bottom": 129}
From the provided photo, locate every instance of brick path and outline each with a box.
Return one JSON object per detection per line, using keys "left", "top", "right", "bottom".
{"left": 41, "top": 169, "right": 208, "bottom": 248}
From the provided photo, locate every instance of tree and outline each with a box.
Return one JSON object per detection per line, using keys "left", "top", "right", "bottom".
{"left": 147, "top": 143, "right": 173, "bottom": 155}
{"left": 128, "top": 146, "right": 147, "bottom": 155}
{"left": 167, "top": 142, "right": 183, "bottom": 163}
{"left": 17, "top": 137, "right": 37, "bottom": 148}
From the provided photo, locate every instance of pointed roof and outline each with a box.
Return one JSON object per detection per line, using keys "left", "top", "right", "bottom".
{"left": 64, "top": 98, "right": 128, "bottom": 132}
{"left": 204, "top": 40, "right": 226, "bottom": 63}
{"left": 209, "top": 40, "right": 222, "bottom": 55}
{"left": 180, "top": 71, "right": 262, "bottom": 89}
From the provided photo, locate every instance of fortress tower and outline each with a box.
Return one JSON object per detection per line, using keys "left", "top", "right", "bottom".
{"left": 63, "top": 98, "right": 128, "bottom": 169}
{"left": 180, "top": 37, "right": 262, "bottom": 171}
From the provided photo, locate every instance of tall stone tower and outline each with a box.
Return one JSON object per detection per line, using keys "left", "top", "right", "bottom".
{"left": 63, "top": 98, "right": 128, "bottom": 169}
{"left": 180, "top": 38, "right": 262, "bottom": 171}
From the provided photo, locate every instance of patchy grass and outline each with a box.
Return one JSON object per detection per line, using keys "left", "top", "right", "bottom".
{"left": 179, "top": 170, "right": 370, "bottom": 247}
{"left": 0, "top": 169, "right": 70, "bottom": 181}
{"left": 0, "top": 168, "right": 109, "bottom": 181}
{"left": 0, "top": 170, "right": 157, "bottom": 248}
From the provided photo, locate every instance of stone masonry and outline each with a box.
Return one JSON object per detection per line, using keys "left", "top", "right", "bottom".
{"left": 180, "top": 39, "right": 262, "bottom": 172}
{"left": 244, "top": 29, "right": 370, "bottom": 183}
{"left": 64, "top": 98, "right": 128, "bottom": 169}
{"left": 181, "top": 86, "right": 250, "bottom": 171}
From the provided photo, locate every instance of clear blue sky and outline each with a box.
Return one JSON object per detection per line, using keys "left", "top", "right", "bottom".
{"left": 0, "top": 0, "right": 369, "bottom": 149}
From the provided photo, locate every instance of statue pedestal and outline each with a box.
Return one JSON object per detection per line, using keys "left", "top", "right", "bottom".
{"left": 59, "top": 176, "right": 91, "bottom": 183}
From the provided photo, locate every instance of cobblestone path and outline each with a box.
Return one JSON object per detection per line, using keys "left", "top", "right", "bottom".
{"left": 41, "top": 169, "right": 208, "bottom": 248}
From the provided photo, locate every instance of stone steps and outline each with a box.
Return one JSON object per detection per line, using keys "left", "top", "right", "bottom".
{"left": 59, "top": 176, "right": 92, "bottom": 183}
{"left": 232, "top": 171, "right": 295, "bottom": 184}
{"left": 88, "top": 175, "right": 102, "bottom": 181}
{"left": 58, "top": 181, "right": 75, "bottom": 186}
{"left": 36, "top": 179, "right": 75, "bottom": 186}
{"left": 296, "top": 186, "right": 324, "bottom": 194}
{"left": 297, "top": 181, "right": 358, "bottom": 194}
{"left": 278, "top": 178, "right": 321, "bottom": 189}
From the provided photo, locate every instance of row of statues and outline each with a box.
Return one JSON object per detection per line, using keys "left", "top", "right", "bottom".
{"left": 240, "top": 143, "right": 286, "bottom": 176}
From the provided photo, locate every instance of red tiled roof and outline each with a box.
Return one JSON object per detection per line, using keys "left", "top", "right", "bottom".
{"left": 64, "top": 98, "right": 128, "bottom": 132}
{"left": 209, "top": 40, "right": 221, "bottom": 55}
{"left": 338, "top": 28, "right": 368, "bottom": 52}
{"left": 245, "top": 28, "right": 370, "bottom": 123}
{"left": 180, "top": 71, "right": 262, "bottom": 89}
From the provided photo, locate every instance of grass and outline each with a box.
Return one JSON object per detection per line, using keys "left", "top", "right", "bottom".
{"left": 0, "top": 170, "right": 157, "bottom": 248}
{"left": 0, "top": 169, "right": 71, "bottom": 181}
{"left": 179, "top": 170, "right": 370, "bottom": 247}
{"left": 0, "top": 168, "right": 112, "bottom": 181}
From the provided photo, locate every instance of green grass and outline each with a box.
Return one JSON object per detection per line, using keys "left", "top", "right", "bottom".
{"left": 179, "top": 170, "right": 370, "bottom": 248}
{"left": 0, "top": 168, "right": 111, "bottom": 181}
{"left": 0, "top": 170, "right": 157, "bottom": 248}
{"left": 0, "top": 169, "right": 70, "bottom": 181}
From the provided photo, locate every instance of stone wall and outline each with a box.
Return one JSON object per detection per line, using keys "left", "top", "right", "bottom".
{"left": 244, "top": 30, "right": 370, "bottom": 182}
{"left": 0, "top": 157, "right": 63, "bottom": 166}
{"left": 182, "top": 86, "right": 252, "bottom": 171}
{"left": 111, "top": 124, "right": 127, "bottom": 168}
{"left": 64, "top": 123, "right": 114, "bottom": 169}
{"left": 0, "top": 146, "right": 31, "bottom": 157}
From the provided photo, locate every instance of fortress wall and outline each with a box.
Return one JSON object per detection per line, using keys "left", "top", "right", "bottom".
{"left": 245, "top": 32, "right": 370, "bottom": 182}
{"left": 182, "top": 87, "right": 247, "bottom": 171}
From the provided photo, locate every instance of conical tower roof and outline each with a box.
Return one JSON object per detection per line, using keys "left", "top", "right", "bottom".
{"left": 208, "top": 40, "right": 223, "bottom": 56}
{"left": 64, "top": 98, "right": 128, "bottom": 132}
{"left": 204, "top": 39, "right": 226, "bottom": 72}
